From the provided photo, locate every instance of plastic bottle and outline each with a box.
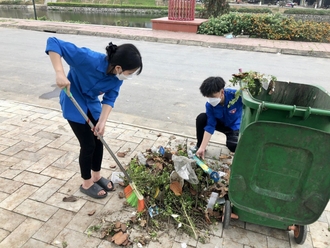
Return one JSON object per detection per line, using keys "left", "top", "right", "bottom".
{"left": 137, "top": 152, "right": 147, "bottom": 165}
{"left": 207, "top": 192, "right": 219, "bottom": 210}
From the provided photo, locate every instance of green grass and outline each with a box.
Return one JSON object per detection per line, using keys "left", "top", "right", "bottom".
{"left": 127, "top": 0, "right": 156, "bottom": 6}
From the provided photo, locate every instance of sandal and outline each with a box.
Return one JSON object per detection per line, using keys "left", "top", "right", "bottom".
{"left": 94, "top": 177, "right": 115, "bottom": 192}
{"left": 80, "top": 184, "right": 107, "bottom": 199}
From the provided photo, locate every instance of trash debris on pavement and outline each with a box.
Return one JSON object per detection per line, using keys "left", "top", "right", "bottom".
{"left": 148, "top": 205, "right": 159, "bottom": 218}
{"left": 111, "top": 172, "right": 125, "bottom": 184}
{"left": 207, "top": 192, "right": 219, "bottom": 210}
{"left": 172, "top": 154, "right": 199, "bottom": 184}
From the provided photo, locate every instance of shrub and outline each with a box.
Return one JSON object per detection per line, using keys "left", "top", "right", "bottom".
{"left": 230, "top": 7, "right": 272, "bottom": 14}
{"left": 197, "top": 12, "right": 330, "bottom": 43}
{"left": 284, "top": 8, "right": 330, "bottom": 15}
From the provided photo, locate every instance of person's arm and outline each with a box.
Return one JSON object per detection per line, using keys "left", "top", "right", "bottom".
{"left": 196, "top": 131, "right": 212, "bottom": 159}
{"left": 48, "top": 51, "right": 71, "bottom": 93}
{"left": 93, "top": 104, "right": 112, "bottom": 137}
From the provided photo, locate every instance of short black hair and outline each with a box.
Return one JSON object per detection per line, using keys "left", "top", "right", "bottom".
{"left": 199, "top": 77, "right": 226, "bottom": 97}
{"left": 106, "top": 43, "right": 143, "bottom": 75}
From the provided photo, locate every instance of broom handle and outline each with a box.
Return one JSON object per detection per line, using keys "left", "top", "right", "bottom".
{"left": 63, "top": 89, "right": 132, "bottom": 182}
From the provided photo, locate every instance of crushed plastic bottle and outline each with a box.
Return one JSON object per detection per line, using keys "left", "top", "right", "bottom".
{"left": 207, "top": 192, "right": 219, "bottom": 210}
{"left": 151, "top": 146, "right": 158, "bottom": 153}
{"left": 137, "top": 152, "right": 147, "bottom": 165}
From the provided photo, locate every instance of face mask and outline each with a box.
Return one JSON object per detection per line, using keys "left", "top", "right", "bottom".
{"left": 208, "top": 97, "right": 221, "bottom": 107}
{"left": 116, "top": 73, "right": 133, "bottom": 81}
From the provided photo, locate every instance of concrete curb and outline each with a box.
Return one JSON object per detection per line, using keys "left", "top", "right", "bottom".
{"left": 1, "top": 19, "right": 330, "bottom": 58}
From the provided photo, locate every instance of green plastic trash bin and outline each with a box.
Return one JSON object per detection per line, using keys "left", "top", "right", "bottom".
{"left": 225, "top": 81, "right": 330, "bottom": 245}
{"left": 239, "top": 81, "right": 330, "bottom": 134}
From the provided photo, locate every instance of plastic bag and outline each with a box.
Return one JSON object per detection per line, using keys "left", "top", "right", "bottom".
{"left": 172, "top": 155, "right": 199, "bottom": 185}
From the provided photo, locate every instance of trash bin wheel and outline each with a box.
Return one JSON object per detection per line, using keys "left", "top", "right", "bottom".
{"left": 294, "top": 225, "right": 307, "bottom": 245}
{"left": 222, "top": 200, "right": 231, "bottom": 229}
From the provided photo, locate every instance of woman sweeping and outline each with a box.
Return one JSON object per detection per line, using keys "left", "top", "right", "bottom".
{"left": 45, "top": 37, "right": 143, "bottom": 199}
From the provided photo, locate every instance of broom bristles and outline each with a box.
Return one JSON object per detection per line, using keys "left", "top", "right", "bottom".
{"left": 127, "top": 191, "right": 138, "bottom": 207}
{"left": 124, "top": 182, "right": 145, "bottom": 212}
{"left": 137, "top": 198, "right": 145, "bottom": 212}
{"left": 124, "top": 184, "right": 133, "bottom": 199}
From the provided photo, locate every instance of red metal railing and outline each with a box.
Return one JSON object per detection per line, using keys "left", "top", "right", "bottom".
{"left": 168, "top": 0, "right": 196, "bottom": 21}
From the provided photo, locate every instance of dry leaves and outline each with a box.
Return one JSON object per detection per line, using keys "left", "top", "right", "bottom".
{"left": 62, "top": 196, "right": 77, "bottom": 202}
{"left": 140, "top": 219, "right": 147, "bottom": 227}
{"left": 219, "top": 154, "right": 232, "bottom": 160}
{"left": 170, "top": 181, "right": 182, "bottom": 196}
{"left": 117, "top": 152, "right": 127, "bottom": 157}
{"left": 118, "top": 192, "right": 125, "bottom": 199}
{"left": 117, "top": 148, "right": 132, "bottom": 158}
{"left": 107, "top": 221, "right": 131, "bottom": 246}
{"left": 88, "top": 210, "right": 96, "bottom": 216}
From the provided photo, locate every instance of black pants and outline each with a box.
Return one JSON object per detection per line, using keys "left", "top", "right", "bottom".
{"left": 68, "top": 111, "right": 103, "bottom": 180}
{"left": 196, "top": 113, "right": 239, "bottom": 153}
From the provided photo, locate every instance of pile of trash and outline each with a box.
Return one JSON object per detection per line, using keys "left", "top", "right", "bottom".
{"left": 120, "top": 138, "right": 234, "bottom": 241}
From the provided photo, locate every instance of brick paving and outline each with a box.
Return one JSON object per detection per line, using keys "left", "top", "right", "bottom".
{"left": 0, "top": 99, "right": 329, "bottom": 248}
{"left": 0, "top": 18, "right": 329, "bottom": 248}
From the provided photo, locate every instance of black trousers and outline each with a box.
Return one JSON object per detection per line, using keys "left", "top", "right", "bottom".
{"left": 68, "top": 111, "right": 103, "bottom": 180}
{"left": 196, "top": 113, "right": 239, "bottom": 153}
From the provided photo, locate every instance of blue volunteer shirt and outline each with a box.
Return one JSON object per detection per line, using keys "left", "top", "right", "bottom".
{"left": 45, "top": 37, "right": 123, "bottom": 124}
{"left": 205, "top": 88, "right": 243, "bottom": 134}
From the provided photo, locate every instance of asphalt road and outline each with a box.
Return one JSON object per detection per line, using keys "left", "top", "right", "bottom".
{"left": 1, "top": 27, "right": 330, "bottom": 131}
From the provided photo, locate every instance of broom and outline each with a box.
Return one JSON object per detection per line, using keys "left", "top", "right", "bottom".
{"left": 64, "top": 89, "right": 145, "bottom": 212}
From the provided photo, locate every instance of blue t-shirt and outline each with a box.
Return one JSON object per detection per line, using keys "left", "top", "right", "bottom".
{"left": 205, "top": 88, "right": 243, "bottom": 134}
{"left": 45, "top": 37, "right": 123, "bottom": 124}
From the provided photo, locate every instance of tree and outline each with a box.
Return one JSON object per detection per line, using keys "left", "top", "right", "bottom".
{"left": 199, "top": 0, "right": 230, "bottom": 18}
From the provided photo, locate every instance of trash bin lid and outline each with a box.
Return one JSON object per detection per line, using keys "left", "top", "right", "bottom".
{"left": 229, "top": 121, "right": 330, "bottom": 225}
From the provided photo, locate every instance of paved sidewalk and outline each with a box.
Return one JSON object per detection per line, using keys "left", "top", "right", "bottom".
{"left": 0, "top": 18, "right": 330, "bottom": 58}
{"left": 0, "top": 99, "right": 329, "bottom": 248}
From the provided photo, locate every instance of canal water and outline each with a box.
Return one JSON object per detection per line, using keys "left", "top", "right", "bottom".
{"left": 0, "top": 7, "right": 164, "bottom": 28}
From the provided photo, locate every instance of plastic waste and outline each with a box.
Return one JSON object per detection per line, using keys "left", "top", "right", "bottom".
{"left": 193, "top": 155, "right": 220, "bottom": 182}
{"left": 151, "top": 146, "right": 165, "bottom": 156}
{"left": 111, "top": 172, "right": 125, "bottom": 184}
{"left": 172, "top": 155, "right": 199, "bottom": 184}
{"left": 216, "top": 197, "right": 226, "bottom": 205}
{"left": 207, "top": 192, "right": 219, "bottom": 210}
{"left": 137, "top": 152, "right": 147, "bottom": 165}
{"left": 218, "top": 171, "right": 227, "bottom": 178}
{"left": 148, "top": 205, "right": 159, "bottom": 218}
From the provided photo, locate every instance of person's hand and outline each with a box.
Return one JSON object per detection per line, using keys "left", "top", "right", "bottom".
{"left": 93, "top": 121, "right": 106, "bottom": 137}
{"left": 56, "top": 72, "right": 71, "bottom": 94}
{"left": 196, "top": 147, "right": 206, "bottom": 160}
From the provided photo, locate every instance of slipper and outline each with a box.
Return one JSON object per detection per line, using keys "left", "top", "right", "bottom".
{"left": 80, "top": 184, "right": 108, "bottom": 199}
{"left": 95, "top": 177, "right": 115, "bottom": 192}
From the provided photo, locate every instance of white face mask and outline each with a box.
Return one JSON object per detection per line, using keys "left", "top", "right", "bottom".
{"left": 116, "top": 73, "right": 133, "bottom": 81}
{"left": 208, "top": 97, "right": 221, "bottom": 107}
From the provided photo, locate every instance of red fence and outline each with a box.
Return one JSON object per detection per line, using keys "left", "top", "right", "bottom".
{"left": 168, "top": 0, "right": 196, "bottom": 21}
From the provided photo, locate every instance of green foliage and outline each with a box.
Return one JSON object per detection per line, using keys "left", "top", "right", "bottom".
{"left": 230, "top": 7, "right": 272, "bottom": 14}
{"left": 228, "top": 71, "right": 277, "bottom": 107}
{"left": 199, "top": 0, "right": 230, "bottom": 19}
{"left": 37, "top": 15, "right": 49, "bottom": 21}
{"left": 284, "top": 8, "right": 330, "bottom": 15}
{"left": 47, "top": 2, "right": 168, "bottom": 9}
{"left": 126, "top": 0, "right": 156, "bottom": 6}
{"left": 197, "top": 12, "right": 330, "bottom": 43}
{"left": 125, "top": 146, "right": 222, "bottom": 237}
{"left": 0, "top": 0, "right": 27, "bottom": 4}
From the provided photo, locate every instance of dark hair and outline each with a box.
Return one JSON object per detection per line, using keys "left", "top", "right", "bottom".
{"left": 199, "top": 77, "right": 226, "bottom": 97}
{"left": 106, "top": 42, "right": 143, "bottom": 75}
